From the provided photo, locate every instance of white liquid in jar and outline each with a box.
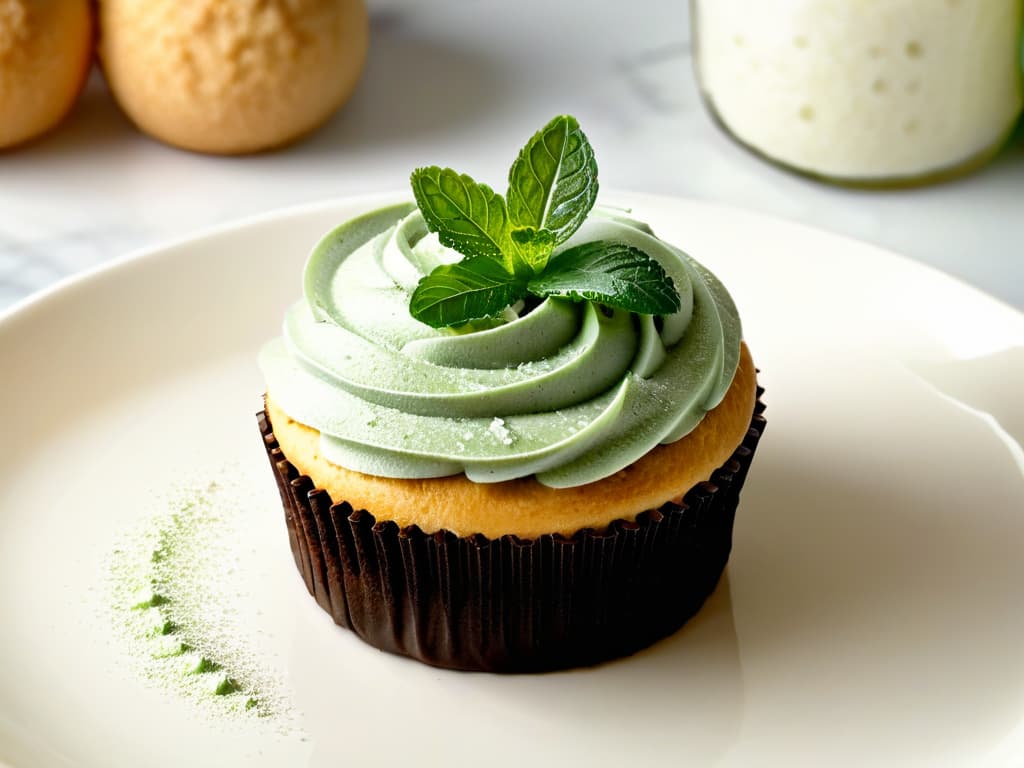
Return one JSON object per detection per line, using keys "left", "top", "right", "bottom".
{"left": 694, "top": 0, "right": 1024, "bottom": 180}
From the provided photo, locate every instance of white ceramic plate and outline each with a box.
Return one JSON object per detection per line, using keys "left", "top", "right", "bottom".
{"left": 2, "top": 193, "right": 1023, "bottom": 768}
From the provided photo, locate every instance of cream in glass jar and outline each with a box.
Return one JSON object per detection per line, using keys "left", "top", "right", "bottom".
{"left": 692, "top": 0, "right": 1024, "bottom": 185}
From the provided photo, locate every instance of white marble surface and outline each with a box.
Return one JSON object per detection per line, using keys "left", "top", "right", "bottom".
{"left": 1, "top": 0, "right": 1022, "bottom": 314}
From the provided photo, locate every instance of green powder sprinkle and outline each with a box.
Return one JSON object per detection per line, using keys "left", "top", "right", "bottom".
{"left": 104, "top": 478, "right": 294, "bottom": 725}
{"left": 190, "top": 657, "right": 222, "bottom": 675}
{"left": 215, "top": 677, "right": 241, "bottom": 696}
{"left": 132, "top": 593, "right": 169, "bottom": 610}
{"left": 156, "top": 619, "right": 177, "bottom": 636}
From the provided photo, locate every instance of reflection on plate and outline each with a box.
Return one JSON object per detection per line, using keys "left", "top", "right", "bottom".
{"left": 1, "top": 194, "right": 1023, "bottom": 767}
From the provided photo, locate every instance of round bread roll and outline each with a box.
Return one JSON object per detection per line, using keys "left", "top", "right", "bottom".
{"left": 0, "top": 0, "right": 94, "bottom": 149}
{"left": 97, "top": 0, "right": 369, "bottom": 154}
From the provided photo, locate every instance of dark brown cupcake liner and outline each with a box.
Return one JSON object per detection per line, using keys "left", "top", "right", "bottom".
{"left": 258, "top": 387, "right": 766, "bottom": 673}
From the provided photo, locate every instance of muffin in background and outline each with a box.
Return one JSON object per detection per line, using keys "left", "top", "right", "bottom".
{"left": 97, "top": 0, "right": 368, "bottom": 155}
{"left": 0, "top": 0, "right": 94, "bottom": 149}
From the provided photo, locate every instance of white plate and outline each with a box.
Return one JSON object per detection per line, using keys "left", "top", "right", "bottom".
{"left": 2, "top": 193, "right": 1023, "bottom": 768}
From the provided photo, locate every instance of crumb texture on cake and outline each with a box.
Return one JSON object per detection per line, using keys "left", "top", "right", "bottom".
{"left": 265, "top": 342, "right": 758, "bottom": 539}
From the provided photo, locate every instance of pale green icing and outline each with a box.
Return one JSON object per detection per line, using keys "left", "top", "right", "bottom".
{"left": 259, "top": 202, "right": 742, "bottom": 488}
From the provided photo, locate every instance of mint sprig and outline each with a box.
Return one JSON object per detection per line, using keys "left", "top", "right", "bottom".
{"left": 409, "top": 115, "right": 679, "bottom": 328}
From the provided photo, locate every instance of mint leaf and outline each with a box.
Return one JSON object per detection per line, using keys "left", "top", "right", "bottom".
{"left": 510, "top": 226, "right": 556, "bottom": 273}
{"left": 410, "top": 256, "right": 527, "bottom": 328}
{"left": 411, "top": 166, "right": 512, "bottom": 267}
{"left": 406, "top": 116, "right": 679, "bottom": 328}
{"left": 507, "top": 115, "right": 598, "bottom": 244}
{"left": 528, "top": 240, "right": 680, "bottom": 315}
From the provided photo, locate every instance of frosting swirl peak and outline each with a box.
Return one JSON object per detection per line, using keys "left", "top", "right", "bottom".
{"left": 259, "top": 202, "right": 742, "bottom": 488}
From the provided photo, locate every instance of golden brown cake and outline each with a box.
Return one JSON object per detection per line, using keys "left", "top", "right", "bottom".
{"left": 264, "top": 341, "right": 756, "bottom": 540}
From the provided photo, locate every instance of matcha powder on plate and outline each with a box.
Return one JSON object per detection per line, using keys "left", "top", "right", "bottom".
{"left": 104, "top": 477, "right": 295, "bottom": 726}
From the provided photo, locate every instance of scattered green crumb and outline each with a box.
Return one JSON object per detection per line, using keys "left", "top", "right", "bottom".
{"left": 154, "top": 641, "right": 192, "bottom": 659}
{"left": 190, "top": 657, "right": 221, "bottom": 675}
{"left": 215, "top": 677, "right": 241, "bottom": 696}
{"left": 156, "top": 619, "right": 177, "bottom": 636}
{"left": 132, "top": 592, "right": 168, "bottom": 610}
{"left": 104, "top": 478, "right": 291, "bottom": 724}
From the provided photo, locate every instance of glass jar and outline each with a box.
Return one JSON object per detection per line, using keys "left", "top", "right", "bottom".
{"left": 691, "top": 0, "right": 1024, "bottom": 187}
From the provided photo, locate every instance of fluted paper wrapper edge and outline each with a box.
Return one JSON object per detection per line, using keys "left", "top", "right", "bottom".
{"left": 258, "top": 387, "right": 766, "bottom": 673}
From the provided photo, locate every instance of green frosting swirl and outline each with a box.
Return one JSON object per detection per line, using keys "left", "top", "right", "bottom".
{"left": 259, "top": 202, "right": 742, "bottom": 488}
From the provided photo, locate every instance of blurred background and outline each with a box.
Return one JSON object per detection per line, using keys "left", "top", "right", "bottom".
{"left": 1, "top": 0, "right": 1022, "bottom": 312}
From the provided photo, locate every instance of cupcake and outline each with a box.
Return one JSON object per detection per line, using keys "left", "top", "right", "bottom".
{"left": 258, "top": 116, "right": 765, "bottom": 672}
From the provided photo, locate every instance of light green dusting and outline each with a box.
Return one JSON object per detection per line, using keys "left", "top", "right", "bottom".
{"left": 106, "top": 480, "right": 288, "bottom": 721}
